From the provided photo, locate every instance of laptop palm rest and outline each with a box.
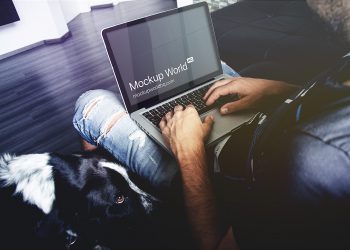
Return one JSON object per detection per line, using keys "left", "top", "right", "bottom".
{"left": 202, "top": 109, "right": 256, "bottom": 146}
{"left": 132, "top": 108, "right": 256, "bottom": 154}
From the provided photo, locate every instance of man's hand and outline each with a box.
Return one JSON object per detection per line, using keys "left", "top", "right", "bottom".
{"left": 204, "top": 77, "right": 298, "bottom": 114}
{"left": 159, "top": 105, "right": 214, "bottom": 160}
{"left": 160, "top": 105, "right": 227, "bottom": 250}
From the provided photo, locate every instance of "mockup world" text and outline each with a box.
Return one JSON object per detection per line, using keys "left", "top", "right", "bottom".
{"left": 129, "top": 57, "right": 194, "bottom": 92}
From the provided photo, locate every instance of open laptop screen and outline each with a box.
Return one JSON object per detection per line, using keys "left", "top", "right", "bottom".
{"left": 102, "top": 2, "right": 222, "bottom": 113}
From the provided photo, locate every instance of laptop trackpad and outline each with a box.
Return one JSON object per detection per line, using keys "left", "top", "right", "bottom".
{"left": 203, "top": 109, "right": 256, "bottom": 146}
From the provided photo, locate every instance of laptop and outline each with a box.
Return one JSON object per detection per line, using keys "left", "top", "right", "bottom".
{"left": 101, "top": 2, "right": 255, "bottom": 153}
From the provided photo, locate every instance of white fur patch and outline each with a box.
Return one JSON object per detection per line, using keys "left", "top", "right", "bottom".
{"left": 100, "top": 162, "right": 157, "bottom": 213}
{"left": 0, "top": 153, "right": 55, "bottom": 214}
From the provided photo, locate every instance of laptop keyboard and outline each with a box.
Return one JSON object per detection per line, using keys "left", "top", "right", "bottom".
{"left": 142, "top": 83, "right": 215, "bottom": 127}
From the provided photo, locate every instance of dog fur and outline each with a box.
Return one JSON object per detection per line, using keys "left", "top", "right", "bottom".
{"left": 0, "top": 153, "right": 55, "bottom": 214}
{"left": 0, "top": 151, "right": 158, "bottom": 249}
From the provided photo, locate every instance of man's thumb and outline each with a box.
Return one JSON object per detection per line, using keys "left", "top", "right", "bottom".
{"left": 220, "top": 99, "right": 247, "bottom": 115}
{"left": 203, "top": 115, "right": 214, "bottom": 136}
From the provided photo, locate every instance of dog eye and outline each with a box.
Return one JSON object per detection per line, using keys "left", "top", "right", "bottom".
{"left": 115, "top": 195, "right": 125, "bottom": 204}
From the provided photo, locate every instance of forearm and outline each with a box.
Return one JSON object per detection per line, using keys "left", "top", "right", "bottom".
{"left": 177, "top": 144, "right": 225, "bottom": 250}
{"left": 159, "top": 104, "right": 226, "bottom": 248}
{"left": 261, "top": 80, "right": 300, "bottom": 111}
{"left": 265, "top": 80, "right": 299, "bottom": 96}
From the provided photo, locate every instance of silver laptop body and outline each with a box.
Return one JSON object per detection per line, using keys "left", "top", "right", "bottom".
{"left": 102, "top": 2, "right": 255, "bottom": 153}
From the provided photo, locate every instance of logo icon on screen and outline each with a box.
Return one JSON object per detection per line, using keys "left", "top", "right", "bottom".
{"left": 187, "top": 57, "right": 194, "bottom": 64}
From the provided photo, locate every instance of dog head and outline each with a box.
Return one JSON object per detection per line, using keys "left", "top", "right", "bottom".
{"left": 0, "top": 152, "right": 159, "bottom": 249}
{"left": 52, "top": 153, "right": 157, "bottom": 217}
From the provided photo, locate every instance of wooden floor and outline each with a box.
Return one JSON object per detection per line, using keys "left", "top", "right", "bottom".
{"left": 0, "top": 0, "right": 176, "bottom": 154}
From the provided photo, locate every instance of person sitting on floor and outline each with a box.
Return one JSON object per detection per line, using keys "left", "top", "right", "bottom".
{"left": 72, "top": 0, "right": 350, "bottom": 249}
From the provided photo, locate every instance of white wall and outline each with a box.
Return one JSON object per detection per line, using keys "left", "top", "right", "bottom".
{"left": 177, "top": 0, "right": 193, "bottom": 7}
{"left": 0, "top": 0, "right": 69, "bottom": 57}
{"left": 90, "top": 0, "right": 113, "bottom": 6}
{"left": 0, "top": 0, "right": 141, "bottom": 57}
{"left": 48, "top": 1, "right": 71, "bottom": 34}
{"left": 59, "top": 0, "right": 134, "bottom": 24}
{"left": 59, "top": 0, "right": 84, "bottom": 23}
{"left": 58, "top": 0, "right": 133, "bottom": 24}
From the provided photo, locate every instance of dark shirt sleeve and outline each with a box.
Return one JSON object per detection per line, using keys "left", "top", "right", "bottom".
{"left": 284, "top": 132, "right": 350, "bottom": 204}
{"left": 235, "top": 128, "right": 350, "bottom": 249}
{"left": 275, "top": 130, "right": 350, "bottom": 248}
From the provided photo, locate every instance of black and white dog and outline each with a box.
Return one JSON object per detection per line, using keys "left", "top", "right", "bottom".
{"left": 0, "top": 151, "right": 159, "bottom": 250}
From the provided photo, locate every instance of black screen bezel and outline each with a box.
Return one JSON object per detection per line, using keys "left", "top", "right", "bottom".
{"left": 102, "top": 2, "right": 222, "bottom": 113}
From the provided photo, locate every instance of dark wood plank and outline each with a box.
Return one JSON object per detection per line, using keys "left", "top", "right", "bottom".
{"left": 0, "top": 0, "right": 177, "bottom": 154}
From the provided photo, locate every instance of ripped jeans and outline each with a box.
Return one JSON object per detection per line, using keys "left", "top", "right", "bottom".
{"left": 73, "top": 62, "right": 239, "bottom": 188}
